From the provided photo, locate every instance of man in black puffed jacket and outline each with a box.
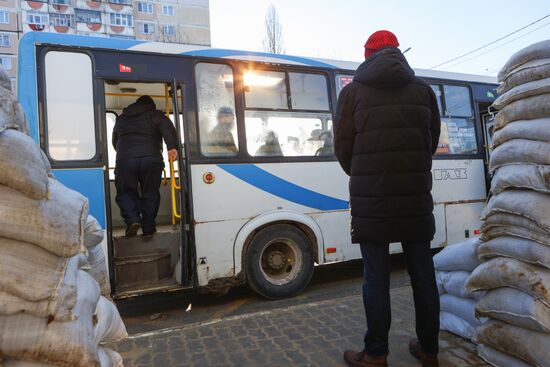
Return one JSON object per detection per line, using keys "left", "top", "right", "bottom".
{"left": 113, "top": 95, "right": 178, "bottom": 237}
{"left": 335, "top": 31, "right": 441, "bottom": 367}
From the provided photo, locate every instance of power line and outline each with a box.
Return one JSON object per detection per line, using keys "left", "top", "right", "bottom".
{"left": 430, "top": 14, "right": 550, "bottom": 69}
{"left": 441, "top": 19, "right": 550, "bottom": 71}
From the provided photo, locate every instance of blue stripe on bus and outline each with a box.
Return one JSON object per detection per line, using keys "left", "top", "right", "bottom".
{"left": 53, "top": 168, "right": 106, "bottom": 229}
{"left": 218, "top": 164, "right": 348, "bottom": 211}
{"left": 180, "top": 48, "right": 338, "bottom": 69}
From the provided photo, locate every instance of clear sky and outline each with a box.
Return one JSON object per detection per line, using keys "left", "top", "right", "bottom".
{"left": 209, "top": 0, "right": 550, "bottom": 76}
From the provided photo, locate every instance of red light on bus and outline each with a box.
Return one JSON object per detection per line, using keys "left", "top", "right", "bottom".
{"left": 326, "top": 247, "right": 337, "bottom": 254}
{"left": 474, "top": 229, "right": 481, "bottom": 235}
{"left": 119, "top": 64, "right": 132, "bottom": 73}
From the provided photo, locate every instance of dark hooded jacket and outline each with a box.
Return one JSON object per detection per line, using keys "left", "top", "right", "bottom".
{"left": 334, "top": 48, "right": 441, "bottom": 244}
{"left": 112, "top": 97, "right": 178, "bottom": 161}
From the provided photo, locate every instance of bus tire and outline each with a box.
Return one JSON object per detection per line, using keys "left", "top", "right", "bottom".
{"left": 245, "top": 224, "right": 314, "bottom": 299}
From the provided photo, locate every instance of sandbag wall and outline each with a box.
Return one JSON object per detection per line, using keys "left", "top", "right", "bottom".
{"left": 433, "top": 238, "right": 486, "bottom": 341}
{"left": 0, "top": 68, "right": 127, "bottom": 367}
{"left": 465, "top": 39, "right": 550, "bottom": 367}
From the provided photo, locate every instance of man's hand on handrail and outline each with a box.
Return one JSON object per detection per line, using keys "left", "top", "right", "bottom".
{"left": 168, "top": 149, "right": 178, "bottom": 162}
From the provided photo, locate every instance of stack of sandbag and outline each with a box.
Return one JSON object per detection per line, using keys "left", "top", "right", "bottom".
{"left": 0, "top": 69, "right": 127, "bottom": 367}
{"left": 465, "top": 39, "right": 550, "bottom": 367}
{"left": 433, "top": 238, "right": 486, "bottom": 341}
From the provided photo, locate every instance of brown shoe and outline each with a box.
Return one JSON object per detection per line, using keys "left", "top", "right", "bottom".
{"left": 343, "top": 350, "right": 388, "bottom": 367}
{"left": 409, "top": 339, "right": 439, "bottom": 367}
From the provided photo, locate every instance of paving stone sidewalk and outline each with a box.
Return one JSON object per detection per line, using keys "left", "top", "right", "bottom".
{"left": 111, "top": 286, "right": 487, "bottom": 367}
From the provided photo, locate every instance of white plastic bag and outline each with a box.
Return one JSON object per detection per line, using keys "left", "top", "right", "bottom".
{"left": 84, "top": 215, "right": 104, "bottom": 249}
{"left": 98, "top": 347, "right": 123, "bottom": 367}
{"left": 0, "top": 130, "right": 49, "bottom": 199}
{"left": 433, "top": 238, "right": 481, "bottom": 272}
{"left": 87, "top": 244, "right": 111, "bottom": 297}
{"left": 94, "top": 296, "right": 128, "bottom": 344}
{"left": 436, "top": 270, "right": 484, "bottom": 300}
{"left": 440, "top": 311, "right": 477, "bottom": 341}
{"left": 0, "top": 179, "right": 88, "bottom": 257}
{"left": 441, "top": 294, "right": 484, "bottom": 327}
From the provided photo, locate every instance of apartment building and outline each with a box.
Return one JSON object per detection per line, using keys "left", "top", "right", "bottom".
{"left": 1, "top": 0, "right": 210, "bottom": 91}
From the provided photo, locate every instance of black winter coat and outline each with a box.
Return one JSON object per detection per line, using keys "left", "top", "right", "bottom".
{"left": 112, "top": 100, "right": 178, "bottom": 161}
{"left": 334, "top": 48, "right": 441, "bottom": 244}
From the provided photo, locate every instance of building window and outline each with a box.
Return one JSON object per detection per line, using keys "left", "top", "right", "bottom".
{"left": 50, "top": 13, "right": 73, "bottom": 27}
{"left": 0, "top": 56, "right": 12, "bottom": 70}
{"left": 0, "top": 34, "right": 10, "bottom": 47}
{"left": 137, "top": 2, "right": 153, "bottom": 13}
{"left": 139, "top": 22, "right": 154, "bottom": 35}
{"left": 163, "top": 24, "right": 175, "bottom": 36}
{"left": 27, "top": 12, "right": 49, "bottom": 26}
{"left": 109, "top": 0, "right": 132, "bottom": 5}
{"left": 75, "top": 9, "right": 101, "bottom": 23}
{"left": 109, "top": 34, "right": 134, "bottom": 39}
{"left": 0, "top": 11, "right": 9, "bottom": 24}
{"left": 50, "top": 0, "right": 71, "bottom": 5}
{"left": 162, "top": 4, "right": 174, "bottom": 16}
{"left": 109, "top": 13, "right": 133, "bottom": 27}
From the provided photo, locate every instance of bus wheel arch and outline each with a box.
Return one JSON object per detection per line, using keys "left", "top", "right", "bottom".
{"left": 234, "top": 212, "right": 324, "bottom": 299}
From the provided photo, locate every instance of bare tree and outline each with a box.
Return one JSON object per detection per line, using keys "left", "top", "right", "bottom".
{"left": 262, "top": 4, "right": 284, "bottom": 54}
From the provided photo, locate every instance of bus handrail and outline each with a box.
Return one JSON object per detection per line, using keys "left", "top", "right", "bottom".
{"left": 169, "top": 158, "right": 182, "bottom": 223}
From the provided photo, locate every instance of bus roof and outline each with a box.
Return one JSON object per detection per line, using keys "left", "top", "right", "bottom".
{"left": 20, "top": 32, "right": 498, "bottom": 84}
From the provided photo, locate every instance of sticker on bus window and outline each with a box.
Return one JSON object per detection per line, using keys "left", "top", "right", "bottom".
{"left": 119, "top": 64, "right": 132, "bottom": 73}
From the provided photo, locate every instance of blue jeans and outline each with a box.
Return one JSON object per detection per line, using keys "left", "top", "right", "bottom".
{"left": 360, "top": 241, "right": 440, "bottom": 356}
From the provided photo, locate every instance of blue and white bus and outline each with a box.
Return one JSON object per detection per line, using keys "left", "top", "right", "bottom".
{"left": 18, "top": 32, "right": 498, "bottom": 300}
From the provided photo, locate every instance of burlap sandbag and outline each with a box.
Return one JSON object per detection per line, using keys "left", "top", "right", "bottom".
{"left": 94, "top": 296, "right": 127, "bottom": 344}
{"left": 0, "top": 179, "right": 88, "bottom": 257}
{"left": 489, "top": 139, "right": 550, "bottom": 172}
{"left": 482, "top": 212, "right": 550, "bottom": 240}
{"left": 3, "top": 360, "right": 56, "bottom": 366}
{"left": 0, "top": 271, "right": 101, "bottom": 367}
{"left": 492, "top": 118, "right": 550, "bottom": 148}
{"left": 478, "top": 344, "right": 531, "bottom": 367}
{"left": 98, "top": 347, "right": 123, "bottom": 367}
{"left": 477, "top": 287, "right": 550, "bottom": 333}
{"left": 477, "top": 320, "right": 550, "bottom": 367}
{"left": 498, "top": 58, "right": 550, "bottom": 94}
{"left": 0, "top": 87, "right": 29, "bottom": 134}
{"left": 0, "top": 254, "right": 84, "bottom": 321}
{"left": 494, "top": 94, "right": 550, "bottom": 130}
{"left": 482, "top": 224, "right": 550, "bottom": 246}
{"left": 498, "top": 39, "right": 550, "bottom": 82}
{"left": 493, "top": 77, "right": 550, "bottom": 110}
{"left": 491, "top": 164, "right": 550, "bottom": 194}
{"left": 466, "top": 258, "right": 550, "bottom": 307}
{"left": 84, "top": 215, "right": 104, "bottom": 249}
{"left": 432, "top": 238, "right": 481, "bottom": 272}
{"left": 0, "top": 130, "right": 49, "bottom": 199}
{"left": 478, "top": 236, "right": 550, "bottom": 269}
{"left": 482, "top": 190, "right": 550, "bottom": 232}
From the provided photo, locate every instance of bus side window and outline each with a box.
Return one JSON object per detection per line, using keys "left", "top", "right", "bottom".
{"left": 45, "top": 51, "right": 96, "bottom": 161}
{"left": 195, "top": 63, "right": 238, "bottom": 157}
{"left": 244, "top": 71, "right": 333, "bottom": 158}
{"left": 435, "top": 85, "right": 477, "bottom": 155}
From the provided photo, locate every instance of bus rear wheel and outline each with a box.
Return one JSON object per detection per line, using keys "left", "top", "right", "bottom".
{"left": 245, "top": 224, "right": 314, "bottom": 299}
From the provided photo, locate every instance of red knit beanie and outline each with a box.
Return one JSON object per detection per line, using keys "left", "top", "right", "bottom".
{"left": 364, "top": 30, "right": 400, "bottom": 59}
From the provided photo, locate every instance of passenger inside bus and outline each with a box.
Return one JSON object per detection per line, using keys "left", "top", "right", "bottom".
{"left": 203, "top": 106, "right": 238, "bottom": 155}
{"left": 255, "top": 130, "right": 283, "bottom": 156}
{"left": 112, "top": 95, "right": 178, "bottom": 237}
{"left": 315, "top": 130, "right": 335, "bottom": 156}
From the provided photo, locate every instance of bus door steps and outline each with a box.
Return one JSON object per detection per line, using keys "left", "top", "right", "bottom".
{"left": 115, "top": 252, "right": 171, "bottom": 288}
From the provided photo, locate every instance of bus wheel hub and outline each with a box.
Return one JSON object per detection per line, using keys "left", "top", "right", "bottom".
{"left": 267, "top": 251, "right": 286, "bottom": 270}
